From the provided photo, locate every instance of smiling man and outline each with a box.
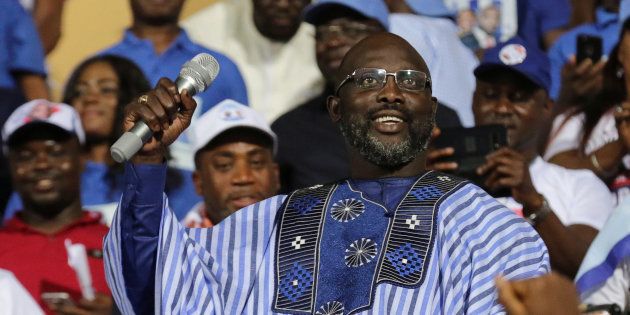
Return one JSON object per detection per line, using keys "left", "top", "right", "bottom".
{"left": 104, "top": 33, "right": 549, "bottom": 314}
{"left": 0, "top": 100, "right": 112, "bottom": 313}
{"left": 182, "top": 99, "right": 279, "bottom": 227}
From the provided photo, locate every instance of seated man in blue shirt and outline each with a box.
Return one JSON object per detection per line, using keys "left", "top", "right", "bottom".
{"left": 104, "top": 33, "right": 549, "bottom": 314}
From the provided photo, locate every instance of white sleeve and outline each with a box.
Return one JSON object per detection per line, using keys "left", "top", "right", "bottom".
{"left": 582, "top": 261, "right": 630, "bottom": 310}
{"left": 563, "top": 169, "right": 614, "bottom": 229}
{"left": 0, "top": 269, "right": 44, "bottom": 315}
{"left": 544, "top": 113, "right": 584, "bottom": 160}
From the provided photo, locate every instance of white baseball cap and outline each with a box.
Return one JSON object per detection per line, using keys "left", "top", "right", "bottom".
{"left": 191, "top": 99, "right": 277, "bottom": 155}
{"left": 2, "top": 99, "right": 85, "bottom": 150}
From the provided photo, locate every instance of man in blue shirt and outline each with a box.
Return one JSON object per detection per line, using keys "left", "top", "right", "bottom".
{"left": 103, "top": 33, "right": 549, "bottom": 314}
{"left": 101, "top": 0, "right": 248, "bottom": 115}
{"left": 548, "top": 0, "right": 620, "bottom": 99}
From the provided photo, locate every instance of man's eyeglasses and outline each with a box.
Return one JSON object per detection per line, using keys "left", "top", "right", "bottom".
{"left": 335, "top": 68, "right": 431, "bottom": 96}
{"left": 316, "top": 22, "right": 382, "bottom": 41}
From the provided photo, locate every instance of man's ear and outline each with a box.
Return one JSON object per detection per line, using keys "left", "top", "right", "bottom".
{"left": 431, "top": 97, "right": 438, "bottom": 116}
{"left": 327, "top": 95, "right": 342, "bottom": 123}
{"left": 192, "top": 170, "right": 203, "bottom": 196}
{"left": 271, "top": 162, "right": 281, "bottom": 193}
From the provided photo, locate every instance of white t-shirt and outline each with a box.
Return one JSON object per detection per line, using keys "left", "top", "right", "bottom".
{"left": 0, "top": 269, "right": 43, "bottom": 315}
{"left": 496, "top": 157, "right": 613, "bottom": 229}
{"left": 545, "top": 109, "right": 630, "bottom": 206}
{"left": 545, "top": 109, "right": 621, "bottom": 159}
{"left": 390, "top": 13, "right": 479, "bottom": 127}
{"left": 182, "top": 0, "right": 324, "bottom": 123}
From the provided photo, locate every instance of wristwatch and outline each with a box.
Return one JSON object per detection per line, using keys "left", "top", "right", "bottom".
{"left": 526, "top": 196, "right": 552, "bottom": 226}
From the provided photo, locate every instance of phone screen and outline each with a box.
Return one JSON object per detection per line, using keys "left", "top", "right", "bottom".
{"left": 576, "top": 34, "right": 603, "bottom": 64}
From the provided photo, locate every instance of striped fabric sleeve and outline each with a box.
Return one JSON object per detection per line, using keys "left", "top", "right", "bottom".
{"left": 437, "top": 183, "right": 551, "bottom": 314}
{"left": 154, "top": 195, "right": 285, "bottom": 314}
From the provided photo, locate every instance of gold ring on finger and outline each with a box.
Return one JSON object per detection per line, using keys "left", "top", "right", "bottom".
{"left": 138, "top": 94, "right": 149, "bottom": 105}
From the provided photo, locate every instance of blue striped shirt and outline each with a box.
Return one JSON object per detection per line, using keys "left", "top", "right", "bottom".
{"left": 104, "top": 164, "right": 549, "bottom": 314}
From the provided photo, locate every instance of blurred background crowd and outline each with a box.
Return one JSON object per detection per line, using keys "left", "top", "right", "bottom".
{"left": 1, "top": 0, "right": 630, "bottom": 314}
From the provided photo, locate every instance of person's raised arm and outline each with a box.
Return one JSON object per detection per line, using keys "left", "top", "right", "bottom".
{"left": 104, "top": 78, "right": 196, "bottom": 314}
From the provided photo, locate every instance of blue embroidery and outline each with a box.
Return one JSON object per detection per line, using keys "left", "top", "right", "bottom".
{"left": 315, "top": 301, "right": 345, "bottom": 315}
{"left": 410, "top": 185, "right": 442, "bottom": 202}
{"left": 344, "top": 238, "right": 378, "bottom": 267}
{"left": 279, "top": 262, "right": 314, "bottom": 302}
{"left": 292, "top": 195, "right": 320, "bottom": 215}
{"left": 385, "top": 243, "right": 423, "bottom": 277}
{"left": 330, "top": 198, "right": 365, "bottom": 222}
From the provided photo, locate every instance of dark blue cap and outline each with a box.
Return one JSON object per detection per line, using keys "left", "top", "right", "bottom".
{"left": 474, "top": 37, "right": 551, "bottom": 93}
{"left": 303, "top": 0, "right": 390, "bottom": 30}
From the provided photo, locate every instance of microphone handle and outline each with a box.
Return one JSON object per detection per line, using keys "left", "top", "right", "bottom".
{"left": 110, "top": 77, "right": 196, "bottom": 163}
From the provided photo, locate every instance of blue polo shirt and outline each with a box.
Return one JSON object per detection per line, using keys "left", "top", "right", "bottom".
{"left": 548, "top": 7, "right": 620, "bottom": 99}
{"left": 0, "top": 0, "right": 47, "bottom": 89}
{"left": 517, "top": 0, "right": 571, "bottom": 50}
{"left": 99, "top": 29, "right": 248, "bottom": 114}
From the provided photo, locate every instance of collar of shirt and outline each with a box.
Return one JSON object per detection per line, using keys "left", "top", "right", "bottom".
{"left": 2, "top": 211, "right": 103, "bottom": 235}
{"left": 595, "top": 7, "right": 619, "bottom": 30}
{"left": 121, "top": 28, "right": 199, "bottom": 56}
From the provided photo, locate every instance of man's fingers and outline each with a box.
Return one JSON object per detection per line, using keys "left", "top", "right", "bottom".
{"left": 179, "top": 90, "right": 197, "bottom": 118}
{"left": 157, "top": 77, "right": 181, "bottom": 103}
{"left": 150, "top": 90, "right": 172, "bottom": 130}
{"left": 496, "top": 276, "right": 527, "bottom": 315}
{"left": 155, "top": 86, "right": 178, "bottom": 123}
{"left": 427, "top": 147, "right": 455, "bottom": 160}
{"left": 136, "top": 100, "right": 163, "bottom": 133}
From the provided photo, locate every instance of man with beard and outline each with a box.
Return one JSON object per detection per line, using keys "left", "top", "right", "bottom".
{"left": 0, "top": 100, "right": 112, "bottom": 313}
{"left": 104, "top": 33, "right": 549, "bottom": 314}
{"left": 272, "top": 0, "right": 462, "bottom": 193}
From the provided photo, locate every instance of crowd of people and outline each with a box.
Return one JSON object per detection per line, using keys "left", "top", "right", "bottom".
{"left": 0, "top": 0, "right": 630, "bottom": 314}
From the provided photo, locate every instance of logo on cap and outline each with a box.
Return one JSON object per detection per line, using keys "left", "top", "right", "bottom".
{"left": 499, "top": 44, "right": 527, "bottom": 66}
{"left": 220, "top": 105, "right": 244, "bottom": 121}
{"left": 24, "top": 101, "right": 60, "bottom": 123}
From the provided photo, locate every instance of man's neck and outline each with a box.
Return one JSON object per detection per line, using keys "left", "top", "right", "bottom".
{"left": 348, "top": 152, "right": 428, "bottom": 179}
{"left": 130, "top": 22, "right": 180, "bottom": 54}
{"left": 20, "top": 199, "right": 84, "bottom": 235}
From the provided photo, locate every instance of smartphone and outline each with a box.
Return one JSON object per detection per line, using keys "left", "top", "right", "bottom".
{"left": 576, "top": 34, "right": 603, "bottom": 64}
{"left": 432, "top": 124, "right": 511, "bottom": 197}
{"left": 41, "top": 292, "right": 75, "bottom": 307}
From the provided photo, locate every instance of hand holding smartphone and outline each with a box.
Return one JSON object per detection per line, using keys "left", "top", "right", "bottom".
{"left": 576, "top": 34, "right": 603, "bottom": 64}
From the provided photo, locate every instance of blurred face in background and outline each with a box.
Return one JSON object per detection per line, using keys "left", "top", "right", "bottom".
{"left": 473, "top": 71, "right": 549, "bottom": 151}
{"left": 8, "top": 133, "right": 82, "bottom": 217}
{"left": 130, "top": 0, "right": 185, "bottom": 25}
{"left": 193, "top": 129, "right": 280, "bottom": 223}
{"left": 70, "top": 62, "right": 120, "bottom": 142}
{"left": 252, "top": 0, "right": 310, "bottom": 42}
{"left": 316, "top": 17, "right": 384, "bottom": 84}
{"left": 618, "top": 32, "right": 630, "bottom": 76}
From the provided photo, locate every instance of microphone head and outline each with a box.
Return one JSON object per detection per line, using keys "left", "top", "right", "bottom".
{"left": 178, "top": 53, "right": 220, "bottom": 95}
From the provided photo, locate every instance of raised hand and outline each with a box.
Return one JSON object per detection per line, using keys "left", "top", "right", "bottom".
{"left": 123, "top": 78, "right": 197, "bottom": 162}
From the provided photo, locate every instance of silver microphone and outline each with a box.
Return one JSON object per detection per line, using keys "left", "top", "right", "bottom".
{"left": 110, "top": 53, "right": 220, "bottom": 163}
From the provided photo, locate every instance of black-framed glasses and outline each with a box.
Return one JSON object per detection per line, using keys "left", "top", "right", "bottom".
{"left": 334, "top": 68, "right": 431, "bottom": 96}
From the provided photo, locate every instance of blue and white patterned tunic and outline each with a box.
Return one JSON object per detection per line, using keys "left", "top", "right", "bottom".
{"left": 104, "top": 164, "right": 549, "bottom": 314}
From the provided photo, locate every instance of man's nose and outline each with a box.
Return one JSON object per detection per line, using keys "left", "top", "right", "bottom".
{"left": 232, "top": 163, "right": 255, "bottom": 185}
{"left": 493, "top": 94, "right": 514, "bottom": 114}
{"left": 377, "top": 76, "right": 404, "bottom": 104}
{"left": 34, "top": 152, "right": 52, "bottom": 170}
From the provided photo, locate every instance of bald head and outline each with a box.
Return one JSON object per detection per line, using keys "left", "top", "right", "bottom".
{"left": 338, "top": 33, "right": 431, "bottom": 84}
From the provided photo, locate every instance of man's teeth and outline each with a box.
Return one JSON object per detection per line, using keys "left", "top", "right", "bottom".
{"left": 375, "top": 116, "right": 403, "bottom": 123}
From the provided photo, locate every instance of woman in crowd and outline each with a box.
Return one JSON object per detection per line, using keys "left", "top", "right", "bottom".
{"left": 545, "top": 18, "right": 630, "bottom": 206}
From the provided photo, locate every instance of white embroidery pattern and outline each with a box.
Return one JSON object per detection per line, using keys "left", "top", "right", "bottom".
{"left": 345, "top": 238, "right": 378, "bottom": 267}
{"left": 330, "top": 198, "right": 365, "bottom": 222}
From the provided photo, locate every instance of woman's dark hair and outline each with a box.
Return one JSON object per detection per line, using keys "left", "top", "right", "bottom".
{"left": 62, "top": 54, "right": 151, "bottom": 145}
{"left": 574, "top": 18, "right": 630, "bottom": 151}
